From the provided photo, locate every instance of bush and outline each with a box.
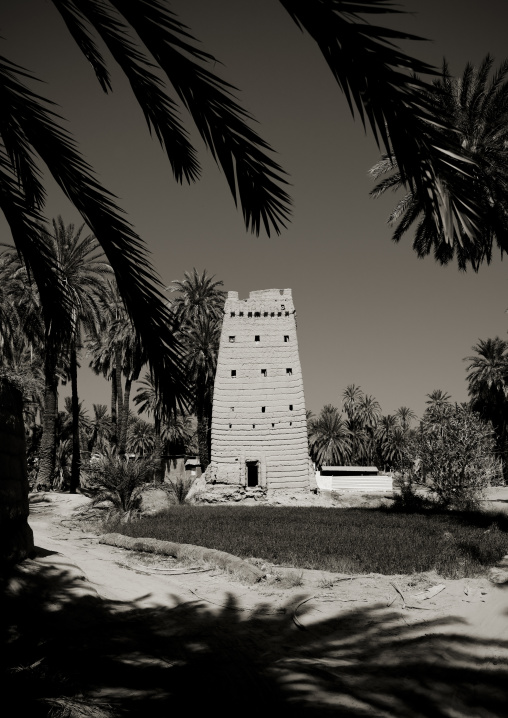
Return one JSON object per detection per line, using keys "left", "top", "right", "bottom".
{"left": 165, "top": 476, "right": 193, "bottom": 504}
{"left": 86, "top": 453, "right": 155, "bottom": 517}
{"left": 403, "top": 405, "right": 498, "bottom": 510}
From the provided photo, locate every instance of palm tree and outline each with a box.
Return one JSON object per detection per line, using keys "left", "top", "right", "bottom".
{"left": 169, "top": 269, "right": 226, "bottom": 327}
{"left": 465, "top": 337, "right": 508, "bottom": 477}
{"left": 342, "top": 385, "right": 380, "bottom": 464}
{"left": 163, "top": 412, "right": 195, "bottom": 456}
{"left": 88, "top": 281, "right": 146, "bottom": 453}
{"left": 370, "top": 56, "right": 508, "bottom": 271}
{"left": 86, "top": 282, "right": 123, "bottom": 445}
{"left": 423, "top": 389, "right": 454, "bottom": 436}
{"left": 0, "top": 1, "right": 492, "bottom": 561}
{"left": 342, "top": 384, "right": 364, "bottom": 422}
{"left": 48, "top": 217, "right": 112, "bottom": 492}
{"left": 133, "top": 372, "right": 166, "bottom": 481}
{"left": 169, "top": 269, "right": 226, "bottom": 468}
{"left": 0, "top": 2, "right": 487, "bottom": 411}
{"left": 87, "top": 404, "right": 112, "bottom": 454}
{"left": 181, "top": 315, "right": 221, "bottom": 468}
{"left": 127, "top": 418, "right": 155, "bottom": 457}
{"left": 116, "top": 329, "right": 146, "bottom": 456}
{"left": 465, "top": 338, "right": 508, "bottom": 398}
{"left": 62, "top": 397, "right": 91, "bottom": 455}
{"left": 395, "top": 406, "right": 417, "bottom": 431}
{"left": 425, "top": 389, "right": 452, "bottom": 409}
{"left": 309, "top": 405, "right": 352, "bottom": 468}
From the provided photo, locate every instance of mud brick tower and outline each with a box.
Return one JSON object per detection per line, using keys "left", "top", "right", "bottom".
{"left": 209, "top": 289, "right": 310, "bottom": 489}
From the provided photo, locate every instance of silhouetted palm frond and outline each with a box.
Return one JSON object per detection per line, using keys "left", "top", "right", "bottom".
{"left": 281, "top": 0, "right": 481, "bottom": 243}
{"left": 53, "top": 0, "right": 292, "bottom": 235}
{"left": 370, "top": 55, "right": 508, "bottom": 269}
{"left": 0, "top": 55, "right": 187, "bottom": 410}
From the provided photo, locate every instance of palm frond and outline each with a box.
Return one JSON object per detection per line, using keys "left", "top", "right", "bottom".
{"left": 0, "top": 151, "right": 73, "bottom": 339}
{"left": 370, "top": 173, "right": 403, "bottom": 199}
{"left": 0, "top": 53, "right": 189, "bottom": 411}
{"left": 0, "top": 56, "right": 47, "bottom": 208}
{"left": 107, "top": 0, "right": 292, "bottom": 236}
{"left": 53, "top": 0, "right": 200, "bottom": 184}
{"left": 280, "top": 0, "right": 481, "bottom": 244}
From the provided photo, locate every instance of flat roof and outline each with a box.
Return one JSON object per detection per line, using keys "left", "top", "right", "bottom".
{"left": 320, "top": 467, "right": 379, "bottom": 475}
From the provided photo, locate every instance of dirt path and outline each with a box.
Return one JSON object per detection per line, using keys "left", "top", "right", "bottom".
{"left": 23, "top": 493, "right": 508, "bottom": 717}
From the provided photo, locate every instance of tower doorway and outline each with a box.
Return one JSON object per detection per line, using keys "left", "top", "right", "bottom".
{"left": 246, "top": 461, "right": 259, "bottom": 487}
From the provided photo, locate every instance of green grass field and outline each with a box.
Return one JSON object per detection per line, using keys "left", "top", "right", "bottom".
{"left": 104, "top": 505, "right": 508, "bottom": 577}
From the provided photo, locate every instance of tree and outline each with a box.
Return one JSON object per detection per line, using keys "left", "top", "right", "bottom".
{"left": 395, "top": 406, "right": 417, "bottom": 431}
{"left": 127, "top": 418, "right": 155, "bottom": 457}
{"left": 181, "top": 315, "right": 221, "bottom": 468}
{"left": 464, "top": 337, "right": 508, "bottom": 479}
{"left": 169, "top": 269, "right": 226, "bottom": 327}
{"left": 341, "top": 385, "right": 382, "bottom": 464}
{"left": 0, "top": 0, "right": 492, "bottom": 561}
{"left": 370, "top": 56, "right": 508, "bottom": 270}
{"left": 88, "top": 281, "right": 146, "bottom": 453}
{"left": 49, "top": 217, "right": 112, "bottom": 492}
{"left": 169, "top": 269, "right": 226, "bottom": 468}
{"left": 308, "top": 405, "right": 352, "bottom": 468}
{"left": 1, "top": 1, "right": 487, "bottom": 417}
{"left": 404, "top": 404, "right": 499, "bottom": 509}
{"left": 133, "top": 372, "right": 167, "bottom": 481}
{"left": 163, "top": 412, "right": 195, "bottom": 456}
{"left": 425, "top": 389, "right": 452, "bottom": 410}
{"left": 87, "top": 404, "right": 112, "bottom": 454}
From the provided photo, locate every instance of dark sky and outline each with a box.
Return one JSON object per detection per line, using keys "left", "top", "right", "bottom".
{"left": 2, "top": 0, "right": 508, "bottom": 420}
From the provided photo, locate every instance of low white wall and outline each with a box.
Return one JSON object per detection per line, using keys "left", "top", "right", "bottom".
{"left": 315, "top": 472, "right": 392, "bottom": 492}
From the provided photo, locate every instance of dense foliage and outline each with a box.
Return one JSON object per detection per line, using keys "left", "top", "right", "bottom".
{"left": 308, "top": 385, "right": 415, "bottom": 470}
{"left": 401, "top": 404, "right": 499, "bottom": 510}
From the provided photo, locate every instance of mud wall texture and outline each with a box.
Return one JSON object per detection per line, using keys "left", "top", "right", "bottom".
{"left": 210, "top": 289, "right": 310, "bottom": 489}
{"left": 0, "top": 378, "right": 34, "bottom": 564}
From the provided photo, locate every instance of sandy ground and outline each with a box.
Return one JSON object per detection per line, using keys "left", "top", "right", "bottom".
{"left": 22, "top": 491, "right": 508, "bottom": 717}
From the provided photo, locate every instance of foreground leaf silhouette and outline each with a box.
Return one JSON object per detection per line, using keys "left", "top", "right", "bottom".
{"left": 3, "top": 555, "right": 508, "bottom": 717}
{"left": 1, "top": 1, "right": 485, "bottom": 410}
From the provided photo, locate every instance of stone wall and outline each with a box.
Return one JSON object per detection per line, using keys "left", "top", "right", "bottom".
{"left": 0, "top": 378, "right": 34, "bottom": 564}
{"left": 210, "top": 288, "right": 310, "bottom": 489}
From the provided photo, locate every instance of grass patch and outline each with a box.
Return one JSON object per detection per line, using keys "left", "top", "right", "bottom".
{"left": 103, "top": 505, "right": 508, "bottom": 578}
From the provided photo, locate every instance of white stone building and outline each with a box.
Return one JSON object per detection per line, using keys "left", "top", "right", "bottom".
{"left": 208, "top": 288, "right": 310, "bottom": 489}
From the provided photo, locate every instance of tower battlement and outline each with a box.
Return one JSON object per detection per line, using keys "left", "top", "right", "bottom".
{"left": 224, "top": 288, "right": 295, "bottom": 318}
{"left": 209, "top": 288, "right": 310, "bottom": 490}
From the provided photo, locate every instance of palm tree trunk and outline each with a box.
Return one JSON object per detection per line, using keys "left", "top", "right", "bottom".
{"left": 69, "top": 342, "right": 81, "bottom": 494}
{"left": 154, "top": 419, "right": 163, "bottom": 482}
{"left": 110, "top": 367, "right": 118, "bottom": 446}
{"left": 119, "top": 376, "right": 132, "bottom": 455}
{"left": 38, "top": 345, "right": 59, "bottom": 490}
{"left": 114, "top": 347, "right": 123, "bottom": 448}
{"left": 0, "top": 378, "right": 34, "bottom": 563}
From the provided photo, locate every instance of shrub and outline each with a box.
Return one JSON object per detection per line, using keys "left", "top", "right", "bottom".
{"left": 86, "top": 453, "right": 155, "bottom": 517}
{"left": 402, "top": 405, "right": 498, "bottom": 510}
{"left": 165, "top": 476, "right": 193, "bottom": 504}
